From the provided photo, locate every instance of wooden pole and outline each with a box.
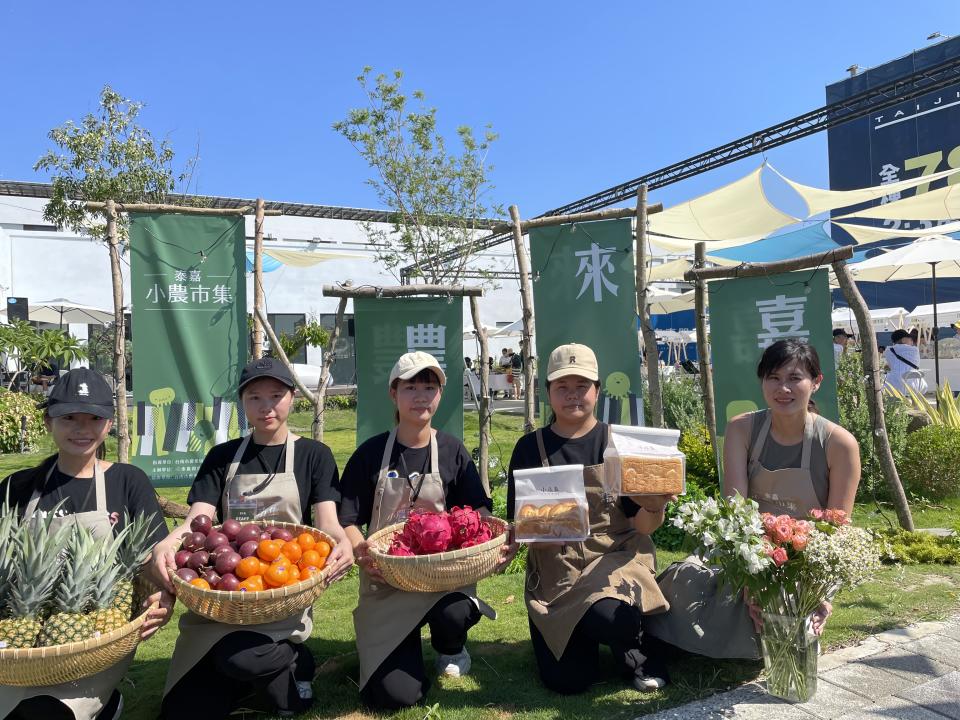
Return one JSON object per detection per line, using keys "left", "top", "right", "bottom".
{"left": 315, "top": 296, "right": 349, "bottom": 442}
{"left": 510, "top": 205, "right": 537, "bottom": 434}
{"left": 105, "top": 199, "right": 129, "bottom": 463}
{"left": 489, "top": 203, "right": 664, "bottom": 235}
{"left": 694, "top": 242, "right": 719, "bottom": 468}
{"left": 685, "top": 247, "right": 854, "bottom": 281}
{"left": 84, "top": 201, "right": 282, "bottom": 216}
{"left": 635, "top": 186, "right": 663, "bottom": 428}
{"left": 469, "top": 296, "right": 491, "bottom": 496}
{"left": 252, "top": 198, "right": 265, "bottom": 359}
{"left": 832, "top": 261, "right": 915, "bottom": 531}
{"left": 254, "top": 306, "right": 317, "bottom": 404}
{"left": 322, "top": 284, "right": 483, "bottom": 298}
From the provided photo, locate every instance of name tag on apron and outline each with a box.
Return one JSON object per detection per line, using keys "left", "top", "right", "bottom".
{"left": 229, "top": 500, "right": 258, "bottom": 522}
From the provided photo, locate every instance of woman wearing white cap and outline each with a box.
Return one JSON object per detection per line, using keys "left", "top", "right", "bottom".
{"left": 0, "top": 368, "right": 172, "bottom": 720}
{"left": 338, "top": 351, "right": 498, "bottom": 710}
{"left": 507, "top": 343, "right": 673, "bottom": 695}
{"left": 152, "top": 357, "right": 353, "bottom": 719}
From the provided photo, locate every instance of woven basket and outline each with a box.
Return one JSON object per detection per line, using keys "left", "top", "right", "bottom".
{"left": 172, "top": 521, "right": 333, "bottom": 625}
{"left": 0, "top": 597, "right": 156, "bottom": 687}
{"left": 367, "top": 517, "right": 509, "bottom": 592}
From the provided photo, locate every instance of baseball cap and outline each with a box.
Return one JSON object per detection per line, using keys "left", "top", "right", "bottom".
{"left": 833, "top": 328, "right": 854, "bottom": 338}
{"left": 239, "top": 357, "right": 296, "bottom": 392}
{"left": 546, "top": 343, "right": 599, "bottom": 382}
{"left": 42, "top": 368, "right": 114, "bottom": 419}
{"left": 388, "top": 351, "right": 446, "bottom": 387}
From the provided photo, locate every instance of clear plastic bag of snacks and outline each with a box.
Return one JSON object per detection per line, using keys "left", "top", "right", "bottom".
{"left": 603, "top": 425, "right": 686, "bottom": 497}
{"left": 513, "top": 464, "right": 590, "bottom": 542}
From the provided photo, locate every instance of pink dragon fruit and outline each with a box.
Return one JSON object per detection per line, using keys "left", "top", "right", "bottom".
{"left": 459, "top": 521, "right": 494, "bottom": 548}
{"left": 387, "top": 538, "right": 416, "bottom": 557}
{"left": 449, "top": 506, "right": 483, "bottom": 548}
{"left": 410, "top": 511, "right": 454, "bottom": 554}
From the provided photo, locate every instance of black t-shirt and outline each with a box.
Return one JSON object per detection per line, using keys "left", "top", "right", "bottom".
{"left": 1, "top": 457, "right": 168, "bottom": 546}
{"left": 511, "top": 354, "right": 523, "bottom": 370}
{"left": 188, "top": 436, "right": 340, "bottom": 526}
{"left": 338, "top": 430, "right": 491, "bottom": 530}
{"left": 506, "top": 422, "right": 639, "bottom": 520}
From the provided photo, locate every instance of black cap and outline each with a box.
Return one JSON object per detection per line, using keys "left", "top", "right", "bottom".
{"left": 891, "top": 329, "right": 917, "bottom": 344}
{"left": 239, "top": 357, "right": 296, "bottom": 392}
{"left": 42, "top": 368, "right": 114, "bottom": 419}
{"left": 833, "top": 328, "right": 854, "bottom": 338}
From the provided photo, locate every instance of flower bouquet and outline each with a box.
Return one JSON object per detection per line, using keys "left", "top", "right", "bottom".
{"left": 671, "top": 496, "right": 881, "bottom": 702}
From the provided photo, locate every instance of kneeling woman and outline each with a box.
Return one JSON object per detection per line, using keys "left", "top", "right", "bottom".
{"left": 338, "top": 352, "right": 496, "bottom": 710}
{"left": 507, "top": 344, "right": 672, "bottom": 695}
{"left": 0, "top": 368, "right": 171, "bottom": 720}
{"left": 153, "top": 358, "right": 353, "bottom": 720}
{"left": 646, "top": 339, "right": 860, "bottom": 657}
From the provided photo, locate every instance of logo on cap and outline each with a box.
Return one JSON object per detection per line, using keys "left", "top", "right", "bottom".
{"left": 569, "top": 355, "right": 576, "bottom": 364}
{"left": 78, "top": 383, "right": 89, "bottom": 397}
{"left": 255, "top": 359, "right": 273, "bottom": 369}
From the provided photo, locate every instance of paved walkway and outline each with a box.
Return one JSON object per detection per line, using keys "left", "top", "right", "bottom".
{"left": 641, "top": 615, "right": 960, "bottom": 719}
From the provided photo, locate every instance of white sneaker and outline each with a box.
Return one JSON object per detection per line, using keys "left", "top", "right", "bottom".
{"left": 436, "top": 648, "right": 471, "bottom": 677}
{"left": 295, "top": 680, "right": 313, "bottom": 700}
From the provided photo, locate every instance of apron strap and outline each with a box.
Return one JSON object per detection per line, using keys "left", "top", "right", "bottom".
{"left": 535, "top": 429, "right": 549, "bottom": 468}
{"left": 284, "top": 432, "right": 297, "bottom": 474}
{"left": 93, "top": 460, "right": 107, "bottom": 511}
{"left": 429, "top": 430, "right": 439, "bottom": 475}
{"left": 23, "top": 462, "right": 57, "bottom": 518}
{"left": 800, "top": 414, "right": 815, "bottom": 470}
{"left": 748, "top": 411, "right": 770, "bottom": 468}
{"left": 224, "top": 434, "right": 252, "bottom": 486}
{"left": 380, "top": 428, "right": 398, "bottom": 473}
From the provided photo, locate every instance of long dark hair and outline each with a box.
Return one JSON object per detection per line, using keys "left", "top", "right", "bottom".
{"left": 756, "top": 339, "right": 822, "bottom": 414}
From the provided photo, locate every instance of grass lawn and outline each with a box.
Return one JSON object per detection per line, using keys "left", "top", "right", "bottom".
{"left": 3, "top": 408, "right": 959, "bottom": 719}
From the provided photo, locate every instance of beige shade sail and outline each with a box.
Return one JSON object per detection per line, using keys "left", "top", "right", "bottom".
{"left": 834, "top": 182, "right": 960, "bottom": 222}
{"left": 647, "top": 256, "right": 739, "bottom": 281}
{"left": 772, "top": 165, "right": 960, "bottom": 217}
{"left": 650, "top": 233, "right": 760, "bottom": 252}
{"left": 648, "top": 166, "right": 798, "bottom": 244}
{"left": 647, "top": 289, "right": 696, "bottom": 315}
{"left": 264, "top": 247, "right": 362, "bottom": 266}
{"left": 832, "top": 219, "right": 960, "bottom": 244}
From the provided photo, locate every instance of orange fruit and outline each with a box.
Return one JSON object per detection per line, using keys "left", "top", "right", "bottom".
{"left": 238, "top": 575, "right": 264, "bottom": 592}
{"left": 259, "top": 559, "right": 271, "bottom": 575}
{"left": 264, "top": 562, "right": 292, "bottom": 587}
{"left": 314, "top": 540, "right": 332, "bottom": 558}
{"left": 257, "top": 539, "right": 282, "bottom": 562}
{"left": 296, "top": 533, "right": 316, "bottom": 551}
{"left": 287, "top": 565, "right": 301, "bottom": 582}
{"left": 300, "top": 565, "right": 322, "bottom": 581}
{"left": 280, "top": 541, "right": 302, "bottom": 563}
{"left": 190, "top": 578, "right": 211, "bottom": 590}
{"left": 236, "top": 556, "right": 261, "bottom": 579}
{"left": 299, "top": 550, "right": 322, "bottom": 570}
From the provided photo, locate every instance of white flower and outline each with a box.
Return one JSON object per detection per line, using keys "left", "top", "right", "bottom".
{"left": 702, "top": 531, "right": 716, "bottom": 547}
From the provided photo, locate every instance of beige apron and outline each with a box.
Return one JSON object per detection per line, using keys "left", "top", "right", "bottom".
{"left": 353, "top": 428, "right": 494, "bottom": 690}
{"left": 646, "top": 412, "right": 824, "bottom": 659}
{"left": 164, "top": 433, "right": 313, "bottom": 696}
{"left": 525, "top": 429, "right": 668, "bottom": 660}
{"left": 0, "top": 461, "right": 134, "bottom": 720}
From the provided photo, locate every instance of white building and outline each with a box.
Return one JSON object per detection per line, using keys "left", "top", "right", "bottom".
{"left": 0, "top": 181, "right": 527, "bottom": 384}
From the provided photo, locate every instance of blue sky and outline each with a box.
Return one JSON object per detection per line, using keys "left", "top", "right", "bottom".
{"left": 1, "top": 2, "right": 957, "bottom": 218}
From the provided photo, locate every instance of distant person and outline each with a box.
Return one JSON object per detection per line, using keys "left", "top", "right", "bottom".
{"left": 464, "top": 357, "right": 473, "bottom": 370}
{"left": 510, "top": 349, "right": 523, "bottom": 399}
{"left": 832, "top": 328, "right": 853, "bottom": 364}
{"left": 499, "top": 348, "right": 512, "bottom": 369}
{"left": 884, "top": 328, "right": 927, "bottom": 395}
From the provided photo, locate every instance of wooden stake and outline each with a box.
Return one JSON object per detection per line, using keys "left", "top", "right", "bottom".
{"left": 84, "top": 201, "right": 281, "bottom": 216}
{"left": 252, "top": 198, "right": 265, "bottom": 359}
{"left": 105, "top": 199, "right": 129, "bottom": 463}
{"left": 694, "top": 242, "right": 719, "bottom": 468}
{"left": 832, "top": 261, "right": 915, "bottom": 531}
{"left": 685, "top": 247, "right": 854, "bottom": 281}
{"left": 489, "top": 203, "right": 664, "bottom": 235}
{"left": 469, "top": 295, "right": 491, "bottom": 496}
{"left": 510, "top": 205, "right": 537, "bottom": 434}
{"left": 315, "top": 296, "right": 349, "bottom": 442}
{"left": 322, "top": 284, "right": 483, "bottom": 298}
{"left": 635, "top": 186, "right": 663, "bottom": 428}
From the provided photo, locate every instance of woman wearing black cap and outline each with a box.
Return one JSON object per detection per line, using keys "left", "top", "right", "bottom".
{"left": 152, "top": 358, "right": 354, "bottom": 720}
{"left": 0, "top": 368, "right": 172, "bottom": 720}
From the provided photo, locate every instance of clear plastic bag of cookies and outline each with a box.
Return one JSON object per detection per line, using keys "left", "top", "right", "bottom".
{"left": 603, "top": 425, "right": 686, "bottom": 496}
{"left": 513, "top": 464, "right": 590, "bottom": 542}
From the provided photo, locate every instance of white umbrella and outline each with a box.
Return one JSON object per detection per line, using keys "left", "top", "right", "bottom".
{"left": 22, "top": 299, "right": 117, "bottom": 328}
{"left": 850, "top": 234, "right": 960, "bottom": 386}
{"left": 648, "top": 290, "right": 696, "bottom": 315}
{"left": 462, "top": 324, "right": 499, "bottom": 341}
{"left": 490, "top": 318, "right": 532, "bottom": 338}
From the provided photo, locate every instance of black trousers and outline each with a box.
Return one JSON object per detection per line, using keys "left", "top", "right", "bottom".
{"left": 529, "top": 598, "right": 647, "bottom": 695}
{"left": 161, "top": 631, "right": 315, "bottom": 720}
{"left": 6, "top": 689, "right": 121, "bottom": 720}
{"left": 360, "top": 592, "right": 481, "bottom": 711}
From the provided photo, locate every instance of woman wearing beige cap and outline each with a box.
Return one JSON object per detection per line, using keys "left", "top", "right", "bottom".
{"left": 507, "top": 343, "right": 673, "bottom": 694}
{"left": 338, "top": 351, "right": 498, "bottom": 710}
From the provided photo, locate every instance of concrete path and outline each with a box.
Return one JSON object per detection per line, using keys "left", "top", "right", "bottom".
{"left": 641, "top": 615, "right": 960, "bottom": 719}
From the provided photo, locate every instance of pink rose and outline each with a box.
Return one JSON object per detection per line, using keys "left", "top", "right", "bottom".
{"left": 762, "top": 513, "right": 777, "bottom": 531}
{"left": 774, "top": 521, "right": 794, "bottom": 544}
{"left": 809, "top": 508, "right": 825, "bottom": 521}
{"left": 825, "top": 509, "right": 850, "bottom": 526}
{"left": 771, "top": 547, "right": 788, "bottom": 566}
{"left": 791, "top": 533, "right": 808, "bottom": 551}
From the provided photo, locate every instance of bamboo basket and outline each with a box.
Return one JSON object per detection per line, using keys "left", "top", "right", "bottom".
{"left": 172, "top": 522, "right": 333, "bottom": 625}
{"left": 0, "top": 598, "right": 157, "bottom": 687}
{"left": 367, "top": 517, "right": 509, "bottom": 592}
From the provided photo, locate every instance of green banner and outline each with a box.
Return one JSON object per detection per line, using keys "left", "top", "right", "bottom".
{"left": 353, "top": 297, "right": 463, "bottom": 444}
{"left": 530, "top": 218, "right": 644, "bottom": 425}
{"left": 129, "top": 213, "right": 247, "bottom": 486}
{"left": 709, "top": 268, "right": 839, "bottom": 455}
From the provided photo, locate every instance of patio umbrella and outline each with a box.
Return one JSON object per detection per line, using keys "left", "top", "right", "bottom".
{"left": 19, "top": 299, "right": 117, "bottom": 328}
{"left": 849, "top": 234, "right": 960, "bottom": 387}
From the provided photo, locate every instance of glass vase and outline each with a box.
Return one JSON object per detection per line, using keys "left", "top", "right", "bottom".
{"left": 760, "top": 612, "right": 819, "bottom": 702}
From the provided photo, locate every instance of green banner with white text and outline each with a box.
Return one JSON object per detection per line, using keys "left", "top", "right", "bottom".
{"left": 530, "top": 218, "right": 644, "bottom": 425}
{"left": 709, "top": 268, "right": 838, "bottom": 459}
{"left": 129, "top": 213, "right": 247, "bottom": 486}
{"left": 353, "top": 297, "right": 463, "bottom": 444}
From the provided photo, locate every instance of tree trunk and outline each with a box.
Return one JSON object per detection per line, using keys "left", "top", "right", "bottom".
{"left": 510, "top": 205, "right": 537, "bottom": 434}
{"left": 469, "top": 295, "right": 491, "bottom": 496}
{"left": 252, "top": 198, "right": 265, "bottom": 359}
{"left": 156, "top": 493, "right": 190, "bottom": 519}
{"left": 315, "top": 297, "right": 348, "bottom": 441}
{"left": 832, "top": 260, "right": 914, "bottom": 531}
{"left": 106, "top": 200, "right": 130, "bottom": 463}
{"left": 694, "top": 242, "right": 719, "bottom": 469}
{"left": 635, "top": 186, "right": 663, "bottom": 427}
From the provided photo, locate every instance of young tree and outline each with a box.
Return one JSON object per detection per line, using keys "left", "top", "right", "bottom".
{"left": 333, "top": 68, "right": 500, "bottom": 284}
{"left": 34, "top": 85, "right": 181, "bottom": 462}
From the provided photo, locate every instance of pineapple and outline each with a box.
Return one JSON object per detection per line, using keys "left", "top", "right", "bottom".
{"left": 0, "top": 496, "right": 22, "bottom": 615}
{"left": 87, "top": 527, "right": 128, "bottom": 634}
{"left": 112, "top": 512, "right": 158, "bottom": 619}
{"left": 39, "top": 527, "right": 100, "bottom": 646}
{"left": 0, "top": 517, "right": 68, "bottom": 648}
